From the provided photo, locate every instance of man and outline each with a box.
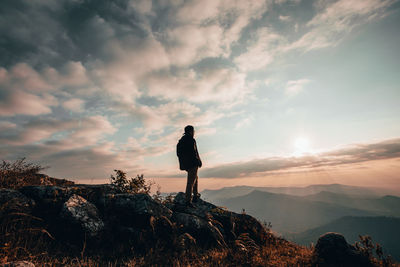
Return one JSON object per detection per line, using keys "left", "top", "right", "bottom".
{"left": 177, "top": 125, "right": 202, "bottom": 207}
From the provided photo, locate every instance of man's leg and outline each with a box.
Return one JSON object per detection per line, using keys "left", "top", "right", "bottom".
{"left": 192, "top": 168, "right": 199, "bottom": 202}
{"left": 185, "top": 167, "right": 197, "bottom": 204}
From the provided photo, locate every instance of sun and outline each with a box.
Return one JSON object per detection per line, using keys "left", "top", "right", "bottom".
{"left": 293, "top": 137, "right": 311, "bottom": 156}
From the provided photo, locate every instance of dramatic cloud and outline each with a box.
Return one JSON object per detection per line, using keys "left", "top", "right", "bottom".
{"left": 287, "top": 0, "right": 395, "bottom": 50}
{"left": 234, "top": 27, "right": 285, "bottom": 71}
{"left": 62, "top": 98, "right": 85, "bottom": 113}
{"left": 0, "top": 0, "right": 397, "bottom": 182}
{"left": 201, "top": 138, "right": 400, "bottom": 178}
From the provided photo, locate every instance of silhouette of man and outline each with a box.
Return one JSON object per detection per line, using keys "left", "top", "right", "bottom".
{"left": 177, "top": 125, "right": 202, "bottom": 207}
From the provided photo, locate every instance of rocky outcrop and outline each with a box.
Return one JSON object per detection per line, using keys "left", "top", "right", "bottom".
{"left": 0, "top": 185, "right": 269, "bottom": 256}
{"left": 313, "top": 232, "right": 373, "bottom": 267}
{"left": 0, "top": 184, "right": 383, "bottom": 266}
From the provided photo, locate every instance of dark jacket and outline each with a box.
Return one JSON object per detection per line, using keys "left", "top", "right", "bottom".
{"left": 177, "top": 134, "right": 202, "bottom": 171}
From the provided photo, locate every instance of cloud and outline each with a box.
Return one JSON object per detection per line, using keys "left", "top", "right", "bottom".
{"left": 285, "top": 79, "right": 311, "bottom": 96}
{"left": 200, "top": 138, "right": 400, "bottom": 178}
{"left": 0, "top": 0, "right": 396, "bottom": 182}
{"left": 145, "top": 66, "right": 248, "bottom": 104}
{"left": 279, "top": 15, "right": 291, "bottom": 22}
{"left": 0, "top": 90, "right": 57, "bottom": 116}
{"left": 234, "top": 27, "right": 285, "bottom": 71}
{"left": 287, "top": 0, "right": 395, "bottom": 51}
{"left": 0, "top": 116, "right": 116, "bottom": 147}
{"left": 0, "top": 61, "right": 91, "bottom": 116}
{"left": 235, "top": 116, "right": 254, "bottom": 129}
{"left": 62, "top": 98, "right": 85, "bottom": 112}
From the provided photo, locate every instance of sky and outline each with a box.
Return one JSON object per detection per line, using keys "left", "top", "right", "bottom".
{"left": 1, "top": 0, "right": 400, "bottom": 192}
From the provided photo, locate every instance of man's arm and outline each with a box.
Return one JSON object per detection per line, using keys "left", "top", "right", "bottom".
{"left": 194, "top": 139, "right": 202, "bottom": 168}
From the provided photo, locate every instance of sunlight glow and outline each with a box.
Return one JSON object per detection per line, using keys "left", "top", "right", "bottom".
{"left": 293, "top": 137, "right": 312, "bottom": 156}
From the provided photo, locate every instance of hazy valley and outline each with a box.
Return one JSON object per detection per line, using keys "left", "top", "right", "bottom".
{"left": 202, "top": 184, "right": 400, "bottom": 260}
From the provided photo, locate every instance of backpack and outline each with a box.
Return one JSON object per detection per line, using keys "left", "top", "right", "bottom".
{"left": 177, "top": 138, "right": 183, "bottom": 158}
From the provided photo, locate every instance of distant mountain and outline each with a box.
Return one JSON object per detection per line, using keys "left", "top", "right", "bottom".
{"left": 215, "top": 190, "right": 377, "bottom": 233}
{"left": 288, "top": 216, "right": 400, "bottom": 261}
{"left": 303, "top": 191, "right": 400, "bottom": 216}
{"left": 201, "top": 184, "right": 398, "bottom": 203}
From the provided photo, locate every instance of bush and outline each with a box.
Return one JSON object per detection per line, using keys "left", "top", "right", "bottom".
{"left": 0, "top": 158, "right": 48, "bottom": 189}
{"left": 110, "top": 169, "right": 152, "bottom": 194}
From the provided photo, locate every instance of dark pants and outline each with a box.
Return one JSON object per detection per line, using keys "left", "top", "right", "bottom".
{"left": 185, "top": 166, "right": 198, "bottom": 203}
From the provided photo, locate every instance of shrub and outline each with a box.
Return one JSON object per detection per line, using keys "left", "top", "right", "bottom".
{"left": 0, "top": 158, "right": 48, "bottom": 189}
{"left": 110, "top": 169, "right": 152, "bottom": 194}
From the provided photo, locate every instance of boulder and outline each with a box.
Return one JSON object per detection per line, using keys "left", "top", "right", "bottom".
{"left": 231, "top": 213, "right": 268, "bottom": 245}
{"left": 0, "top": 189, "right": 35, "bottom": 215}
{"left": 172, "top": 211, "right": 226, "bottom": 249}
{"left": 19, "top": 186, "right": 69, "bottom": 203}
{"left": 314, "top": 232, "right": 373, "bottom": 267}
{"left": 172, "top": 192, "right": 217, "bottom": 220}
{"left": 152, "top": 215, "right": 175, "bottom": 244}
{"left": 171, "top": 192, "right": 267, "bottom": 245}
{"left": 105, "top": 193, "right": 172, "bottom": 228}
{"left": 66, "top": 184, "right": 122, "bottom": 212}
{"left": 60, "top": 194, "right": 104, "bottom": 236}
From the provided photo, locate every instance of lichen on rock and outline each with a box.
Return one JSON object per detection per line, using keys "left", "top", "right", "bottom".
{"left": 60, "top": 194, "right": 104, "bottom": 236}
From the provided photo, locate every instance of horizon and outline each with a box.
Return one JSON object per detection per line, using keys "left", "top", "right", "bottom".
{"left": 1, "top": 0, "right": 400, "bottom": 193}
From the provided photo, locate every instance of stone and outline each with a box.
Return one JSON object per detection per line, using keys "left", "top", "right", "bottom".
{"left": 19, "top": 186, "right": 69, "bottom": 203}
{"left": 106, "top": 193, "right": 172, "bottom": 228}
{"left": 0, "top": 189, "right": 35, "bottom": 215}
{"left": 172, "top": 211, "right": 226, "bottom": 249}
{"left": 314, "top": 232, "right": 373, "bottom": 267}
{"left": 60, "top": 194, "right": 104, "bottom": 236}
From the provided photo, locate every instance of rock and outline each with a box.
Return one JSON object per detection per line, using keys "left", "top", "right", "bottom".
{"left": 60, "top": 194, "right": 104, "bottom": 236}
{"left": 106, "top": 193, "right": 172, "bottom": 228}
{"left": 1, "top": 261, "right": 35, "bottom": 267}
{"left": 0, "top": 189, "right": 35, "bottom": 215}
{"left": 152, "top": 215, "right": 175, "bottom": 244}
{"left": 172, "top": 192, "right": 218, "bottom": 220}
{"left": 172, "top": 211, "right": 226, "bottom": 249}
{"left": 66, "top": 184, "right": 122, "bottom": 212}
{"left": 19, "top": 186, "right": 69, "bottom": 202}
{"left": 18, "top": 186, "right": 70, "bottom": 226}
{"left": 231, "top": 213, "right": 268, "bottom": 245}
{"left": 2, "top": 186, "right": 273, "bottom": 257}
{"left": 172, "top": 192, "right": 267, "bottom": 245}
{"left": 314, "top": 232, "right": 373, "bottom": 267}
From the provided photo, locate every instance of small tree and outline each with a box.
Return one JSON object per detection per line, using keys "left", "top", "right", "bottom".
{"left": 110, "top": 169, "right": 152, "bottom": 194}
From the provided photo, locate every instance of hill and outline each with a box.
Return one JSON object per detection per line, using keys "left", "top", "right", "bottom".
{"left": 304, "top": 191, "right": 400, "bottom": 216}
{"left": 202, "top": 184, "right": 398, "bottom": 203}
{"left": 289, "top": 216, "right": 400, "bottom": 261}
{"left": 0, "top": 183, "right": 313, "bottom": 266}
{"left": 215, "top": 190, "right": 377, "bottom": 233}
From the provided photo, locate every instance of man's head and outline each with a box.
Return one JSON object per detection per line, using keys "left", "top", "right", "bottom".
{"left": 184, "top": 125, "right": 194, "bottom": 137}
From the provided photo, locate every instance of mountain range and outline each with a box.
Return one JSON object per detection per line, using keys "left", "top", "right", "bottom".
{"left": 201, "top": 184, "right": 400, "bottom": 260}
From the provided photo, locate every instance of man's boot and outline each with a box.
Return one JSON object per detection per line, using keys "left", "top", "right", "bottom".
{"left": 192, "top": 193, "right": 201, "bottom": 203}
